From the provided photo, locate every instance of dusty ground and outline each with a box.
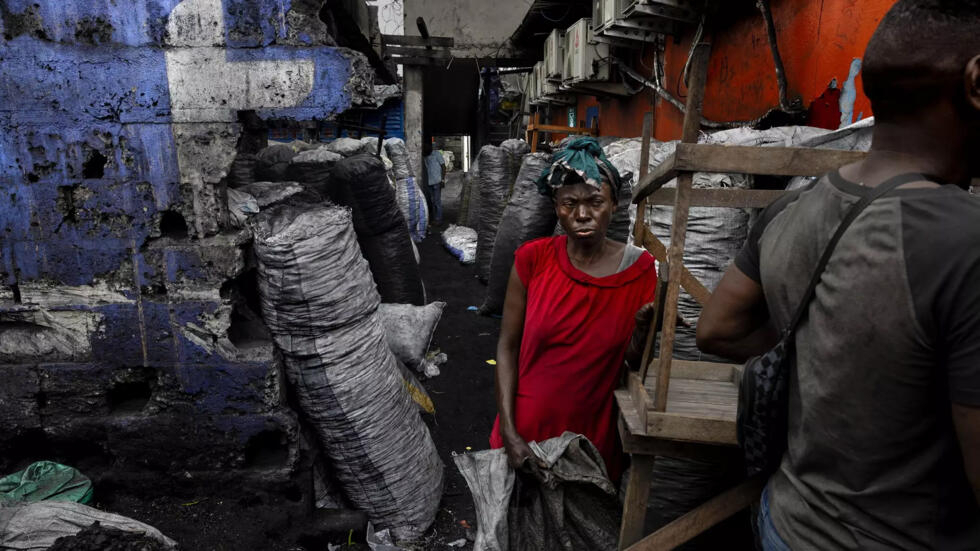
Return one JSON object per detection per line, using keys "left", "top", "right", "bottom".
{"left": 412, "top": 172, "right": 500, "bottom": 550}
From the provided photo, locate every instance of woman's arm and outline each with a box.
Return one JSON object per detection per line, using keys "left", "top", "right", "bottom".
{"left": 494, "top": 267, "right": 542, "bottom": 469}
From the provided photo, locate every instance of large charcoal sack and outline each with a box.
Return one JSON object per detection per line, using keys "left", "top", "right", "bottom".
{"left": 474, "top": 146, "right": 517, "bottom": 283}
{"left": 359, "top": 225, "right": 426, "bottom": 306}
{"left": 250, "top": 204, "right": 444, "bottom": 540}
{"left": 394, "top": 177, "right": 429, "bottom": 242}
{"left": 460, "top": 157, "right": 481, "bottom": 229}
{"left": 329, "top": 156, "right": 426, "bottom": 305}
{"left": 384, "top": 138, "right": 414, "bottom": 181}
{"left": 286, "top": 148, "right": 341, "bottom": 196}
{"left": 327, "top": 137, "right": 371, "bottom": 157}
{"left": 480, "top": 153, "right": 554, "bottom": 315}
{"left": 255, "top": 144, "right": 298, "bottom": 181}
{"left": 330, "top": 155, "right": 403, "bottom": 237}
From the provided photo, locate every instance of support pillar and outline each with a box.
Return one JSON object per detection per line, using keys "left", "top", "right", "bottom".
{"left": 403, "top": 66, "right": 424, "bottom": 181}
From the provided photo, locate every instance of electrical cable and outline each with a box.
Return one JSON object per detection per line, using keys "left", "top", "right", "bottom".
{"left": 616, "top": 57, "right": 773, "bottom": 129}
{"left": 756, "top": 0, "right": 801, "bottom": 112}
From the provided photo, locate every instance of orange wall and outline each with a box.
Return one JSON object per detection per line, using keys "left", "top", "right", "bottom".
{"left": 566, "top": 0, "right": 896, "bottom": 141}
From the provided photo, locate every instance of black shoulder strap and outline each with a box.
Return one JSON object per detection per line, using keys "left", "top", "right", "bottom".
{"left": 784, "top": 171, "right": 929, "bottom": 336}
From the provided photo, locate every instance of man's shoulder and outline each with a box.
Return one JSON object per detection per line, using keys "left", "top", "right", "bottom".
{"left": 902, "top": 188, "right": 980, "bottom": 251}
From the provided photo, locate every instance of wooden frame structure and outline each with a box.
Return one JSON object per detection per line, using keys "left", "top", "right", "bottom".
{"left": 526, "top": 111, "right": 599, "bottom": 152}
{"left": 616, "top": 38, "right": 868, "bottom": 550}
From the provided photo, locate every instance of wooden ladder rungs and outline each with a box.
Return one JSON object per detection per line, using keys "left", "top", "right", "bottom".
{"left": 632, "top": 143, "right": 868, "bottom": 203}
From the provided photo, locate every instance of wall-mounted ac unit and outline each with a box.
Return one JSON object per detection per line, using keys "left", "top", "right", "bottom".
{"left": 539, "top": 62, "right": 561, "bottom": 96}
{"left": 543, "top": 28, "right": 564, "bottom": 81}
{"left": 593, "top": 0, "right": 626, "bottom": 31}
{"left": 526, "top": 64, "right": 539, "bottom": 104}
{"left": 563, "top": 18, "right": 610, "bottom": 85}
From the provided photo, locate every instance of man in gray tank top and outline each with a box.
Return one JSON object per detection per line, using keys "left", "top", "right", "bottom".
{"left": 697, "top": 1, "right": 980, "bottom": 548}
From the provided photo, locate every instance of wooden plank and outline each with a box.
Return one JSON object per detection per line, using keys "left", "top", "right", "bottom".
{"left": 646, "top": 411, "right": 737, "bottom": 445}
{"left": 617, "top": 410, "right": 737, "bottom": 460}
{"left": 653, "top": 41, "right": 711, "bottom": 413}
{"left": 530, "top": 112, "right": 540, "bottom": 153}
{"left": 648, "top": 188, "right": 786, "bottom": 208}
{"left": 527, "top": 123, "right": 595, "bottom": 134}
{"left": 619, "top": 454, "right": 656, "bottom": 550}
{"left": 645, "top": 359, "right": 739, "bottom": 382}
{"left": 626, "top": 476, "right": 766, "bottom": 551}
{"left": 673, "top": 143, "right": 867, "bottom": 176}
{"left": 388, "top": 56, "right": 447, "bottom": 66}
{"left": 383, "top": 34, "right": 454, "bottom": 47}
{"left": 633, "top": 144, "right": 868, "bottom": 203}
{"left": 638, "top": 227, "right": 711, "bottom": 307}
{"left": 385, "top": 45, "right": 452, "bottom": 58}
{"left": 633, "top": 112, "right": 654, "bottom": 247}
{"left": 629, "top": 371, "right": 650, "bottom": 429}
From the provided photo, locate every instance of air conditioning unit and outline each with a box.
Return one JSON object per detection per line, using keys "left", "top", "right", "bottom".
{"left": 526, "top": 65, "right": 539, "bottom": 104}
{"left": 543, "top": 28, "right": 564, "bottom": 81}
{"left": 593, "top": 0, "right": 626, "bottom": 31}
{"left": 564, "top": 18, "right": 611, "bottom": 85}
{"left": 538, "top": 62, "right": 560, "bottom": 96}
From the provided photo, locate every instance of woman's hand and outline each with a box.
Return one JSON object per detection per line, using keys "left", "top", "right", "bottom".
{"left": 501, "top": 429, "right": 546, "bottom": 470}
{"left": 634, "top": 302, "right": 657, "bottom": 333}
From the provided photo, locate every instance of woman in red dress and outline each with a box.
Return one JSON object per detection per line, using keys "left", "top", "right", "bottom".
{"left": 489, "top": 138, "right": 657, "bottom": 481}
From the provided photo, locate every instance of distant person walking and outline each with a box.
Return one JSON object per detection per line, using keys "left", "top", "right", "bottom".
{"left": 424, "top": 142, "right": 445, "bottom": 225}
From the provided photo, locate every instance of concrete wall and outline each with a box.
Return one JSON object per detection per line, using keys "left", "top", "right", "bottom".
{"left": 0, "top": 0, "right": 372, "bottom": 497}
{"left": 403, "top": 0, "right": 525, "bottom": 57}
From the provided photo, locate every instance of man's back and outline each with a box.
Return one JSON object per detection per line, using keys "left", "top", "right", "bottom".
{"left": 738, "top": 171, "right": 980, "bottom": 549}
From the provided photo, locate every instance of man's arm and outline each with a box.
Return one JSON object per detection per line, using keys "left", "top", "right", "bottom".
{"left": 696, "top": 264, "right": 778, "bottom": 362}
{"left": 952, "top": 403, "right": 980, "bottom": 504}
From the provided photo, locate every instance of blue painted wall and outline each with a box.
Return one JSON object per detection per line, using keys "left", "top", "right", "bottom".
{"left": 0, "top": 0, "right": 366, "bottom": 482}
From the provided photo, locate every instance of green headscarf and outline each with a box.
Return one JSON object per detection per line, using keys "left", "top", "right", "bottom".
{"left": 536, "top": 137, "right": 622, "bottom": 199}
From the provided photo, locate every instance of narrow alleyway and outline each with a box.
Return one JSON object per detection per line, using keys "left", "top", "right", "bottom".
{"left": 414, "top": 172, "right": 499, "bottom": 548}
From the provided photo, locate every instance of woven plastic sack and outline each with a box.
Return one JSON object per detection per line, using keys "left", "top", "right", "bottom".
{"left": 455, "top": 432, "right": 620, "bottom": 551}
{"left": 480, "top": 153, "right": 555, "bottom": 315}
{"left": 331, "top": 155, "right": 404, "bottom": 237}
{"left": 441, "top": 225, "right": 477, "bottom": 264}
{"left": 250, "top": 204, "right": 444, "bottom": 540}
{"left": 379, "top": 302, "right": 445, "bottom": 369}
{"left": 384, "top": 138, "right": 414, "bottom": 181}
{"left": 460, "top": 158, "right": 481, "bottom": 229}
{"left": 0, "top": 501, "right": 177, "bottom": 550}
{"left": 326, "top": 137, "right": 370, "bottom": 157}
{"left": 255, "top": 144, "right": 298, "bottom": 181}
{"left": 394, "top": 177, "right": 429, "bottom": 242}
{"left": 237, "top": 181, "right": 305, "bottom": 208}
{"left": 474, "top": 146, "right": 519, "bottom": 283}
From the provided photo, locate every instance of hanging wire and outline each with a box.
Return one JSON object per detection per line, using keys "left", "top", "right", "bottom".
{"left": 617, "top": 57, "right": 778, "bottom": 129}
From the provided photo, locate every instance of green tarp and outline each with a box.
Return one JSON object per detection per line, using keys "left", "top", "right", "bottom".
{"left": 0, "top": 461, "right": 93, "bottom": 505}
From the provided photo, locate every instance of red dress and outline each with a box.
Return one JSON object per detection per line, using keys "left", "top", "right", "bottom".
{"left": 489, "top": 235, "right": 657, "bottom": 480}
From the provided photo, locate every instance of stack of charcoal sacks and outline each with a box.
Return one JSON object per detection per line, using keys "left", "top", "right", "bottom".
{"left": 479, "top": 152, "right": 554, "bottom": 314}
{"left": 330, "top": 155, "right": 426, "bottom": 305}
{"left": 250, "top": 203, "right": 444, "bottom": 540}
{"left": 475, "top": 139, "right": 529, "bottom": 283}
{"left": 385, "top": 138, "right": 429, "bottom": 242}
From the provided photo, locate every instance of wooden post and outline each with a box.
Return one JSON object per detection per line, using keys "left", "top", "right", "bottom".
{"left": 618, "top": 454, "right": 656, "bottom": 550}
{"left": 653, "top": 41, "right": 711, "bottom": 412}
{"left": 530, "top": 111, "right": 541, "bottom": 152}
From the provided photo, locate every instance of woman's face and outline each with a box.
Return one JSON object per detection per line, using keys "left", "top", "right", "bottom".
{"left": 554, "top": 181, "right": 616, "bottom": 244}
